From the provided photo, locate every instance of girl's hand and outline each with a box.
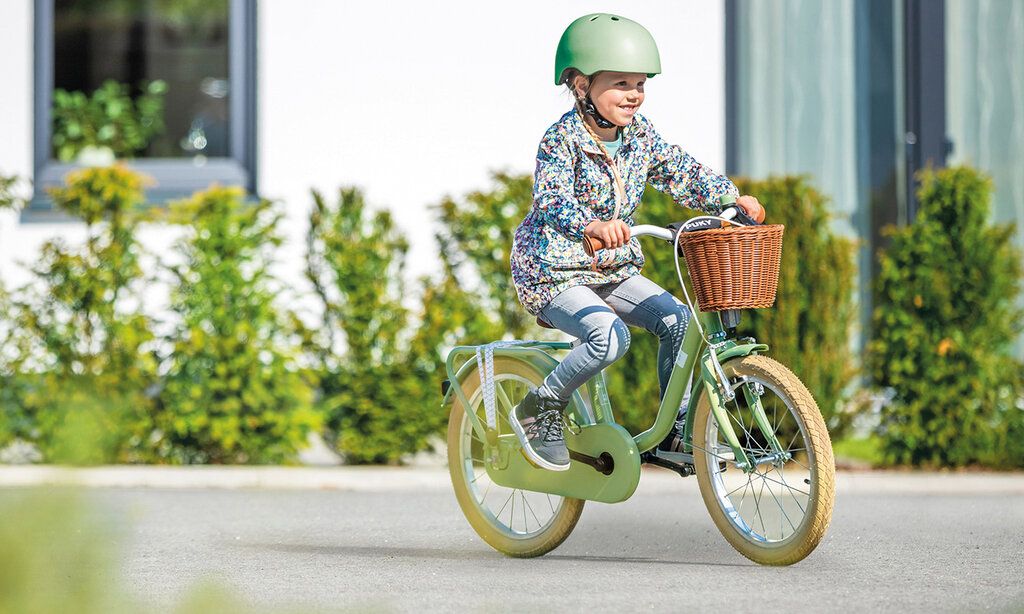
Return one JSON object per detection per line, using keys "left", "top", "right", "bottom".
{"left": 736, "top": 195, "right": 766, "bottom": 223}
{"left": 584, "top": 219, "right": 631, "bottom": 249}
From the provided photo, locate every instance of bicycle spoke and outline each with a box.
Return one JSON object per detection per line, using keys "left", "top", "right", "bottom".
{"left": 509, "top": 490, "right": 517, "bottom": 531}
{"left": 480, "top": 478, "right": 492, "bottom": 505}
{"left": 725, "top": 477, "right": 752, "bottom": 499}
{"left": 761, "top": 473, "right": 798, "bottom": 534}
{"left": 495, "top": 381, "right": 515, "bottom": 415}
{"left": 524, "top": 493, "right": 543, "bottom": 529}
{"left": 754, "top": 478, "right": 768, "bottom": 536}
{"left": 777, "top": 466, "right": 807, "bottom": 514}
{"left": 496, "top": 490, "right": 514, "bottom": 519}
{"left": 753, "top": 468, "right": 811, "bottom": 497}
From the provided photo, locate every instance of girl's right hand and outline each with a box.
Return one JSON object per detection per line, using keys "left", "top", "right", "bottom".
{"left": 584, "top": 219, "right": 631, "bottom": 249}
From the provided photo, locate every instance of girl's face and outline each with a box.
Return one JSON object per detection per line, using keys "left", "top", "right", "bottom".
{"left": 575, "top": 71, "right": 646, "bottom": 127}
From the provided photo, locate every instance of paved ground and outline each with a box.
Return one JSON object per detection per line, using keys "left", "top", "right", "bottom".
{"left": 2, "top": 467, "right": 1023, "bottom": 612}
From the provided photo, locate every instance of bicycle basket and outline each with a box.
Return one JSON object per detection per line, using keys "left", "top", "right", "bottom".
{"left": 677, "top": 224, "right": 785, "bottom": 312}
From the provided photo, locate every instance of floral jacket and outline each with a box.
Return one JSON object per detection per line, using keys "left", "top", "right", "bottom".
{"left": 510, "top": 109, "right": 739, "bottom": 316}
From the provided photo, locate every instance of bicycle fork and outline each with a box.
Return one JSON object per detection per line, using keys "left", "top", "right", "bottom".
{"left": 700, "top": 352, "right": 790, "bottom": 474}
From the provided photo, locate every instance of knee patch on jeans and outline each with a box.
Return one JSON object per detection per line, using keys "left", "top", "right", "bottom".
{"left": 587, "top": 317, "right": 630, "bottom": 365}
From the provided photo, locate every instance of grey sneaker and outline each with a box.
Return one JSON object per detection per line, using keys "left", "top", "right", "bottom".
{"left": 510, "top": 389, "right": 570, "bottom": 471}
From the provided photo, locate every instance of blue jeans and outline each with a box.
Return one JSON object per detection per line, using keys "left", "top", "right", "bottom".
{"left": 536, "top": 275, "right": 691, "bottom": 409}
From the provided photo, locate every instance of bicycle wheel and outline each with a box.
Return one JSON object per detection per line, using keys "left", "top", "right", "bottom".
{"left": 447, "top": 356, "right": 584, "bottom": 558}
{"left": 692, "top": 354, "right": 835, "bottom": 565}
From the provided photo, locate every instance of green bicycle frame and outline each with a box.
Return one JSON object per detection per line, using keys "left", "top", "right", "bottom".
{"left": 442, "top": 309, "right": 782, "bottom": 503}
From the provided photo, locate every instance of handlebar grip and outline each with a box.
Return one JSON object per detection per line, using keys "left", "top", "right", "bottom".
{"left": 582, "top": 235, "right": 604, "bottom": 257}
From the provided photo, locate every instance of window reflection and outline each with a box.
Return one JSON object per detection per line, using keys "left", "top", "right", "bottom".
{"left": 53, "top": 0, "right": 231, "bottom": 159}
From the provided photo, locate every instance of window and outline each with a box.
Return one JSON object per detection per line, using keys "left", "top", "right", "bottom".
{"left": 29, "top": 0, "right": 256, "bottom": 216}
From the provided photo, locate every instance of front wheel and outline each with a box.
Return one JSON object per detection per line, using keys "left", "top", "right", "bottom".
{"left": 692, "top": 355, "right": 835, "bottom": 565}
{"left": 447, "top": 356, "right": 584, "bottom": 558}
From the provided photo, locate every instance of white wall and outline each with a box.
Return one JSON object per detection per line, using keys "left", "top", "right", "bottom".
{"left": 0, "top": 0, "right": 727, "bottom": 302}
{"left": 259, "top": 0, "right": 728, "bottom": 285}
{"left": 0, "top": 0, "right": 42, "bottom": 289}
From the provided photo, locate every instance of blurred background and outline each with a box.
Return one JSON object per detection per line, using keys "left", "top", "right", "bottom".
{"left": 0, "top": 1, "right": 1022, "bottom": 611}
{"left": 0, "top": 0, "right": 1021, "bottom": 470}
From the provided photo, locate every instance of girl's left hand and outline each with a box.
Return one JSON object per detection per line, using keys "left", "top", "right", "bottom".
{"left": 736, "top": 195, "right": 766, "bottom": 223}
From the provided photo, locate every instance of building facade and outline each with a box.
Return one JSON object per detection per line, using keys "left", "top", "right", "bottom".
{"left": 1, "top": 0, "right": 1021, "bottom": 356}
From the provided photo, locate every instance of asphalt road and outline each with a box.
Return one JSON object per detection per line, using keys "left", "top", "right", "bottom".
{"left": 6, "top": 469, "right": 1024, "bottom": 613}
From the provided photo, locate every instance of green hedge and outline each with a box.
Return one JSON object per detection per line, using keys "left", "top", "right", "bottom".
{"left": 867, "top": 166, "right": 1024, "bottom": 468}
{"left": 155, "top": 187, "right": 319, "bottom": 464}
{"left": 301, "top": 188, "right": 450, "bottom": 464}
{"left": 1, "top": 166, "right": 157, "bottom": 463}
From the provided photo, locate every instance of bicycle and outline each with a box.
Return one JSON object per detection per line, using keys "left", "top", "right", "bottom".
{"left": 440, "top": 196, "right": 835, "bottom": 565}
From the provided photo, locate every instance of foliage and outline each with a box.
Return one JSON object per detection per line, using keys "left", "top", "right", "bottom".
{"left": 435, "top": 172, "right": 540, "bottom": 341}
{"left": 156, "top": 187, "right": 318, "bottom": 463}
{"left": 867, "top": 166, "right": 1024, "bottom": 467}
{"left": 731, "top": 176, "right": 859, "bottom": 435}
{"left": 0, "top": 490, "right": 254, "bottom": 612}
{"left": 433, "top": 173, "right": 858, "bottom": 437}
{"left": 302, "top": 188, "right": 451, "bottom": 464}
{"left": 52, "top": 79, "right": 167, "bottom": 161}
{"left": 0, "top": 491, "right": 123, "bottom": 613}
{"left": 0, "top": 173, "right": 25, "bottom": 211}
{"left": 1, "top": 166, "right": 158, "bottom": 463}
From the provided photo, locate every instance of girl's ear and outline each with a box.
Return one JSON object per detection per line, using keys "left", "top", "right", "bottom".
{"left": 572, "top": 74, "right": 590, "bottom": 100}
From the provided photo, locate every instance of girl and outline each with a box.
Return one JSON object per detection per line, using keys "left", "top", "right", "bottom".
{"left": 509, "top": 13, "right": 765, "bottom": 471}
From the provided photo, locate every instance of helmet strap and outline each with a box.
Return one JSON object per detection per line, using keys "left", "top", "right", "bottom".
{"left": 582, "top": 96, "right": 616, "bottom": 129}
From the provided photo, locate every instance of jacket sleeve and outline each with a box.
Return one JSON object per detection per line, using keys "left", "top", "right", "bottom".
{"left": 532, "top": 128, "right": 598, "bottom": 241}
{"left": 644, "top": 117, "right": 739, "bottom": 214}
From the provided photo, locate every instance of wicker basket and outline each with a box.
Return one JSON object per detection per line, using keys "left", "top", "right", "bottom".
{"left": 677, "top": 224, "right": 785, "bottom": 312}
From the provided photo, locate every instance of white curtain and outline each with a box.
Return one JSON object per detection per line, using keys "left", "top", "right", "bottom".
{"left": 735, "top": 0, "right": 858, "bottom": 236}
{"left": 947, "top": 0, "right": 1024, "bottom": 356}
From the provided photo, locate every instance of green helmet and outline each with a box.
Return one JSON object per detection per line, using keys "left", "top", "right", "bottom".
{"left": 554, "top": 13, "right": 662, "bottom": 85}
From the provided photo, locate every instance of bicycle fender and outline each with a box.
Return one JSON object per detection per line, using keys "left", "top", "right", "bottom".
{"left": 715, "top": 342, "right": 768, "bottom": 363}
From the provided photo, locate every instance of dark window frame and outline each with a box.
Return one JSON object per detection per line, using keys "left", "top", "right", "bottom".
{"left": 27, "top": 0, "right": 257, "bottom": 221}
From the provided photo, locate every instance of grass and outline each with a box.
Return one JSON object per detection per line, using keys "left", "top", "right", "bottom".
{"left": 832, "top": 435, "right": 884, "bottom": 467}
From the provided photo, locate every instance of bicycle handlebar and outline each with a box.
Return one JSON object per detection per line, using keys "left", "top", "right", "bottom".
{"left": 582, "top": 206, "right": 742, "bottom": 257}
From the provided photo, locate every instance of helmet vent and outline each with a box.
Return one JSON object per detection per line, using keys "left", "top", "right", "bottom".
{"left": 610, "top": 16, "right": 620, "bottom": 21}
{"left": 589, "top": 15, "right": 599, "bottom": 21}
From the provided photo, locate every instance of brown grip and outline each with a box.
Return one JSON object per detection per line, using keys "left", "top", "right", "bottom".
{"left": 582, "top": 235, "right": 605, "bottom": 257}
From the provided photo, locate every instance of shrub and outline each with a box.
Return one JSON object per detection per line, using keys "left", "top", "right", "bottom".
{"left": 303, "top": 188, "right": 451, "bottom": 464}
{"left": 730, "top": 177, "right": 859, "bottom": 435}
{"left": 435, "top": 172, "right": 539, "bottom": 341}
{"left": 867, "top": 166, "right": 1024, "bottom": 467}
{"left": 1, "top": 166, "right": 158, "bottom": 463}
{"left": 157, "top": 187, "right": 318, "bottom": 463}
{"left": 51, "top": 80, "right": 167, "bottom": 161}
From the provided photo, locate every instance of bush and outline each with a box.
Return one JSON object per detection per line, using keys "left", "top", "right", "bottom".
{"left": 156, "top": 187, "right": 318, "bottom": 463}
{"left": 1, "top": 166, "right": 158, "bottom": 463}
{"left": 303, "top": 188, "right": 451, "bottom": 464}
{"left": 731, "top": 177, "right": 859, "bottom": 435}
{"left": 51, "top": 80, "right": 167, "bottom": 161}
{"left": 867, "top": 166, "right": 1024, "bottom": 467}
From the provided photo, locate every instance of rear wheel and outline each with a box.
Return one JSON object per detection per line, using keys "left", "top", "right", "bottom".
{"left": 692, "top": 355, "right": 835, "bottom": 565}
{"left": 447, "top": 357, "right": 584, "bottom": 557}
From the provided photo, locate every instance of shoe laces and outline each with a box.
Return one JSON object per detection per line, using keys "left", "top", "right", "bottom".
{"left": 535, "top": 408, "right": 564, "bottom": 443}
